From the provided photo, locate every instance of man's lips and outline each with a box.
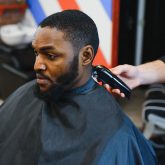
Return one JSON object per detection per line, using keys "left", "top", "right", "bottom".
{"left": 36, "top": 73, "right": 47, "bottom": 79}
{"left": 36, "top": 73, "right": 51, "bottom": 85}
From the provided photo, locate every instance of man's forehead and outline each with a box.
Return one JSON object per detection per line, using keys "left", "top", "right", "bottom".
{"left": 34, "top": 27, "right": 67, "bottom": 40}
{"left": 32, "top": 27, "right": 65, "bottom": 47}
{"left": 35, "top": 26, "right": 65, "bottom": 37}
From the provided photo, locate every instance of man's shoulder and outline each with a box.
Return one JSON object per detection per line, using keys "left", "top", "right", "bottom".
{"left": 3, "top": 80, "right": 37, "bottom": 104}
{"left": 12, "top": 79, "right": 36, "bottom": 95}
{"left": 86, "top": 85, "right": 121, "bottom": 110}
{"left": 85, "top": 84, "right": 117, "bottom": 102}
{"left": 16, "top": 79, "right": 36, "bottom": 92}
{"left": 98, "top": 117, "right": 157, "bottom": 164}
{"left": 74, "top": 84, "right": 123, "bottom": 121}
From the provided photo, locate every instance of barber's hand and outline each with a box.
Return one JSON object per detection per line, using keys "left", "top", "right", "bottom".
{"left": 105, "top": 64, "right": 140, "bottom": 97}
{"left": 103, "top": 84, "right": 126, "bottom": 98}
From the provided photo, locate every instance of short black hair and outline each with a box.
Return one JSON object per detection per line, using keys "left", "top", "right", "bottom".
{"left": 39, "top": 10, "right": 99, "bottom": 56}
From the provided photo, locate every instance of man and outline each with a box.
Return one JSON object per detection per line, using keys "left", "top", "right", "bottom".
{"left": 0, "top": 10, "right": 157, "bottom": 165}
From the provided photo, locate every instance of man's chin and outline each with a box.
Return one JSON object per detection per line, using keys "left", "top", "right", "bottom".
{"left": 38, "top": 85, "right": 50, "bottom": 93}
{"left": 34, "top": 83, "right": 65, "bottom": 103}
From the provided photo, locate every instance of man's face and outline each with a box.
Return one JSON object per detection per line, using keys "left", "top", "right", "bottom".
{"left": 32, "top": 27, "right": 80, "bottom": 92}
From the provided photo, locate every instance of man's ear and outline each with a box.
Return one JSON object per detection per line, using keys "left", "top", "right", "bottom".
{"left": 80, "top": 45, "right": 94, "bottom": 66}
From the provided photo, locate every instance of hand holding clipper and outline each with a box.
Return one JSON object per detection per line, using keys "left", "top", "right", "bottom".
{"left": 92, "top": 65, "right": 131, "bottom": 98}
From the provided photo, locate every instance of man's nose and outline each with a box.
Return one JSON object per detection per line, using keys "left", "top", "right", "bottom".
{"left": 34, "top": 55, "right": 46, "bottom": 71}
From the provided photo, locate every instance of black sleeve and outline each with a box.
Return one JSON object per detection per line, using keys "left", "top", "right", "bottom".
{"left": 159, "top": 56, "right": 165, "bottom": 63}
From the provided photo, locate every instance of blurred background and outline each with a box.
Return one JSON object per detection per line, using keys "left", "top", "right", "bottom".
{"left": 0, "top": 0, "right": 165, "bottom": 99}
{"left": 0, "top": 0, "right": 164, "bottom": 164}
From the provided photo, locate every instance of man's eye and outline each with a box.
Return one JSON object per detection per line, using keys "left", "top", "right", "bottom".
{"left": 47, "top": 54, "right": 57, "bottom": 60}
{"left": 34, "top": 50, "right": 38, "bottom": 56}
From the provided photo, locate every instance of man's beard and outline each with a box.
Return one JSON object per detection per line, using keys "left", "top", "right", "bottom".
{"left": 34, "top": 54, "right": 79, "bottom": 103}
{"left": 34, "top": 55, "right": 80, "bottom": 121}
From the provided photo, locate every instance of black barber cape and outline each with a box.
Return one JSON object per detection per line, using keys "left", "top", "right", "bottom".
{"left": 0, "top": 80, "right": 157, "bottom": 165}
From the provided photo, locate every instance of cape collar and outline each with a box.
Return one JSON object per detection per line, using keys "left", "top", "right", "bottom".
{"left": 70, "top": 77, "right": 96, "bottom": 94}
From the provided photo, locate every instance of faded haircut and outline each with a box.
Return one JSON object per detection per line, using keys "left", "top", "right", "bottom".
{"left": 39, "top": 9, "right": 99, "bottom": 56}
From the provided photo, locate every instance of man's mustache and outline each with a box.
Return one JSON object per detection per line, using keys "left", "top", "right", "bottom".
{"left": 36, "top": 71, "right": 60, "bottom": 86}
{"left": 36, "top": 72, "right": 51, "bottom": 81}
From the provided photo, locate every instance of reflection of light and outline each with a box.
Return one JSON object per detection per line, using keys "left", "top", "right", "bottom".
{"left": 0, "top": 99, "right": 3, "bottom": 106}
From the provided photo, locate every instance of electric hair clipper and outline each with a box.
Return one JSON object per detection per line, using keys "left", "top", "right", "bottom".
{"left": 92, "top": 65, "right": 131, "bottom": 98}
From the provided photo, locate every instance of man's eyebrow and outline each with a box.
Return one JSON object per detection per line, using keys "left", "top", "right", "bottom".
{"left": 39, "top": 46, "right": 55, "bottom": 51}
{"left": 32, "top": 45, "right": 55, "bottom": 51}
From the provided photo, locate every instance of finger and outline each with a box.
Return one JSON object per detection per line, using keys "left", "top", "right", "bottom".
{"left": 110, "top": 64, "right": 131, "bottom": 75}
{"left": 111, "top": 89, "right": 125, "bottom": 98}
{"left": 103, "top": 84, "right": 111, "bottom": 92}
{"left": 120, "top": 93, "right": 125, "bottom": 98}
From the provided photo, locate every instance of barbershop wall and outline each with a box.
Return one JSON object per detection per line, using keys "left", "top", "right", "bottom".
{"left": 118, "top": 0, "right": 165, "bottom": 65}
